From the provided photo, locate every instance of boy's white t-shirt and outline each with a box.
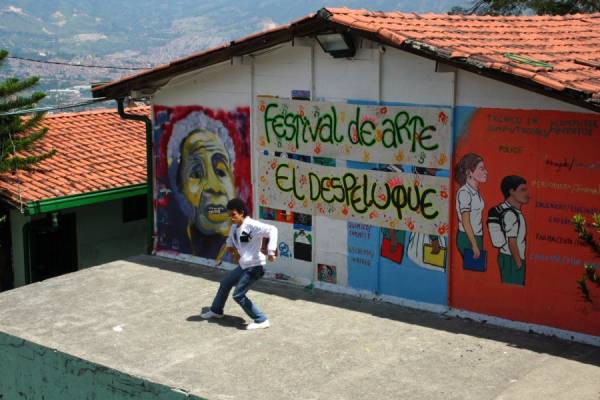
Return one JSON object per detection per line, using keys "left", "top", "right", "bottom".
{"left": 226, "top": 217, "right": 278, "bottom": 269}
{"left": 499, "top": 202, "right": 526, "bottom": 259}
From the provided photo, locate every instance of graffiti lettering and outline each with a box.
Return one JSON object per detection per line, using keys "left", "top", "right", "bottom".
{"left": 380, "top": 111, "right": 438, "bottom": 152}
{"left": 258, "top": 97, "right": 451, "bottom": 168}
{"left": 275, "top": 162, "right": 439, "bottom": 221}
{"left": 264, "top": 103, "right": 342, "bottom": 148}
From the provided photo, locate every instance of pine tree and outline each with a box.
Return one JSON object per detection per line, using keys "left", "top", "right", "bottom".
{"left": 0, "top": 50, "right": 56, "bottom": 173}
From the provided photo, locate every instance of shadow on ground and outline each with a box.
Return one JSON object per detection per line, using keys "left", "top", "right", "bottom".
{"left": 130, "top": 254, "right": 600, "bottom": 368}
{"left": 187, "top": 308, "right": 247, "bottom": 330}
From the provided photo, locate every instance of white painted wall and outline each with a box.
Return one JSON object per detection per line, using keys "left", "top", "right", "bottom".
{"left": 314, "top": 45, "right": 379, "bottom": 102}
{"left": 254, "top": 42, "right": 319, "bottom": 282}
{"left": 454, "top": 68, "right": 592, "bottom": 113}
{"left": 154, "top": 61, "right": 252, "bottom": 110}
{"left": 254, "top": 44, "right": 312, "bottom": 98}
{"left": 152, "top": 36, "right": 593, "bottom": 130}
{"left": 382, "top": 49, "right": 454, "bottom": 106}
{"left": 154, "top": 39, "right": 458, "bottom": 106}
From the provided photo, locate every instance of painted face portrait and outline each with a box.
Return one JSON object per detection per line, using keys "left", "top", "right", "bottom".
{"left": 511, "top": 183, "right": 529, "bottom": 205}
{"left": 178, "top": 129, "right": 235, "bottom": 236}
{"left": 469, "top": 161, "right": 488, "bottom": 184}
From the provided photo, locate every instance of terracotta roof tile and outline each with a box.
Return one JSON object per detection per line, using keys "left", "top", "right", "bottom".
{"left": 0, "top": 107, "right": 148, "bottom": 208}
{"left": 319, "top": 8, "right": 600, "bottom": 100}
{"left": 93, "top": 9, "right": 600, "bottom": 110}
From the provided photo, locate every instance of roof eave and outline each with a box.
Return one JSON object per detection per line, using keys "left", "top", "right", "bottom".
{"left": 92, "top": 8, "right": 600, "bottom": 113}
{"left": 92, "top": 14, "right": 326, "bottom": 100}
{"left": 24, "top": 183, "right": 148, "bottom": 216}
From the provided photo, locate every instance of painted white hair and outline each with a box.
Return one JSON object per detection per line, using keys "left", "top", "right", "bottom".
{"left": 166, "top": 110, "right": 236, "bottom": 218}
{"left": 167, "top": 110, "right": 235, "bottom": 167}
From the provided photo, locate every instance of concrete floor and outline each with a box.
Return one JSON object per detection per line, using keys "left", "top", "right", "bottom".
{"left": 1, "top": 255, "right": 599, "bottom": 400}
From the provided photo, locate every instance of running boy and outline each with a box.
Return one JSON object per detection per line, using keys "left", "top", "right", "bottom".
{"left": 201, "top": 198, "right": 278, "bottom": 329}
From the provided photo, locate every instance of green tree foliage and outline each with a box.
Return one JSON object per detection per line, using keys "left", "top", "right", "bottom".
{"left": 0, "top": 50, "right": 56, "bottom": 173}
{"left": 450, "top": 0, "right": 600, "bottom": 15}
{"left": 573, "top": 213, "right": 600, "bottom": 303}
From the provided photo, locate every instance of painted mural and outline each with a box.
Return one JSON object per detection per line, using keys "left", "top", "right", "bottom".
{"left": 450, "top": 107, "right": 600, "bottom": 336}
{"left": 256, "top": 96, "right": 452, "bottom": 168}
{"left": 345, "top": 161, "right": 449, "bottom": 305}
{"left": 256, "top": 98, "right": 452, "bottom": 306}
{"left": 153, "top": 105, "right": 251, "bottom": 263}
{"left": 257, "top": 155, "right": 449, "bottom": 234}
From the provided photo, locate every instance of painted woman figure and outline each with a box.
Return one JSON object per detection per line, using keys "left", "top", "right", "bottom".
{"left": 454, "top": 153, "right": 488, "bottom": 265}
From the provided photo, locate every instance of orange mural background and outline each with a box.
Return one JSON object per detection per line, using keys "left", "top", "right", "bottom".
{"left": 450, "top": 108, "right": 600, "bottom": 336}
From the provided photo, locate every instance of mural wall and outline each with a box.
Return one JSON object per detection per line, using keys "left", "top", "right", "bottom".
{"left": 450, "top": 107, "right": 600, "bottom": 336}
{"left": 256, "top": 97, "right": 452, "bottom": 305}
{"left": 153, "top": 105, "right": 251, "bottom": 264}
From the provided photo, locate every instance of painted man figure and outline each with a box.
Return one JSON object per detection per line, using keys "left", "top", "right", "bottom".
{"left": 497, "top": 175, "right": 529, "bottom": 285}
{"left": 201, "top": 198, "right": 278, "bottom": 330}
{"left": 177, "top": 129, "right": 236, "bottom": 259}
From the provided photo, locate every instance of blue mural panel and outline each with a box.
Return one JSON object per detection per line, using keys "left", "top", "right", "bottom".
{"left": 345, "top": 148, "right": 449, "bottom": 305}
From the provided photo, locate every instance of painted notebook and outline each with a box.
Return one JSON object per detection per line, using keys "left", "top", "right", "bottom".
{"left": 381, "top": 239, "right": 404, "bottom": 264}
{"left": 422, "top": 244, "right": 447, "bottom": 270}
{"left": 462, "top": 248, "right": 487, "bottom": 272}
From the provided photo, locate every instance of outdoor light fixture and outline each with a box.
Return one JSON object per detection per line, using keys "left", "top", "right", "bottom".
{"left": 51, "top": 212, "right": 59, "bottom": 229}
{"left": 315, "top": 33, "right": 355, "bottom": 58}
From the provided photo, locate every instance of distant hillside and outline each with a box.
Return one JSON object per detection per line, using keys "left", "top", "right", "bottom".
{"left": 0, "top": 0, "right": 468, "bottom": 108}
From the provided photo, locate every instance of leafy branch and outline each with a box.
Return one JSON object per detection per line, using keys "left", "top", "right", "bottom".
{"left": 573, "top": 213, "right": 600, "bottom": 303}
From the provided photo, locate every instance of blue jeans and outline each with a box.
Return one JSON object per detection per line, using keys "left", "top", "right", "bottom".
{"left": 210, "top": 265, "right": 267, "bottom": 323}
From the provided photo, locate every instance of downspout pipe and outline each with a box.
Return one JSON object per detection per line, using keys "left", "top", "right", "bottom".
{"left": 117, "top": 98, "right": 154, "bottom": 254}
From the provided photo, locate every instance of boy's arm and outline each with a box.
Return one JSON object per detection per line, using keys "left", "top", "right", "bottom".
{"left": 507, "top": 238, "right": 522, "bottom": 268}
{"left": 226, "top": 230, "right": 234, "bottom": 248}
{"left": 224, "top": 229, "right": 239, "bottom": 262}
{"left": 215, "top": 244, "right": 238, "bottom": 265}
{"left": 503, "top": 211, "right": 522, "bottom": 268}
{"left": 253, "top": 220, "right": 278, "bottom": 259}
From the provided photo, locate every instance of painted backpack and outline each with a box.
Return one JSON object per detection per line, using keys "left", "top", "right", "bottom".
{"left": 487, "top": 203, "right": 520, "bottom": 248}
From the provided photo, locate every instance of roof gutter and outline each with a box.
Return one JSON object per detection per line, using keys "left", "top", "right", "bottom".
{"left": 117, "top": 98, "right": 154, "bottom": 254}
{"left": 26, "top": 183, "right": 147, "bottom": 216}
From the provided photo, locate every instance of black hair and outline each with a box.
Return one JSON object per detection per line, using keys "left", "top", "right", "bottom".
{"left": 226, "top": 198, "right": 248, "bottom": 217}
{"left": 501, "top": 175, "right": 527, "bottom": 199}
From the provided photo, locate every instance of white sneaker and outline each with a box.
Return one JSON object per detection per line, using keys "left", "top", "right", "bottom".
{"left": 200, "top": 310, "right": 224, "bottom": 319}
{"left": 246, "top": 320, "right": 270, "bottom": 330}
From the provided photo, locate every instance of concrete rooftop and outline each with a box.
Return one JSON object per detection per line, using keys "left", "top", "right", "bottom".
{"left": 1, "top": 255, "right": 599, "bottom": 400}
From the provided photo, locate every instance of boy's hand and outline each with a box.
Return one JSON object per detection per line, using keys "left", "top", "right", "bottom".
{"left": 227, "top": 247, "right": 240, "bottom": 263}
{"left": 268, "top": 255, "right": 277, "bottom": 262}
{"left": 431, "top": 239, "right": 441, "bottom": 255}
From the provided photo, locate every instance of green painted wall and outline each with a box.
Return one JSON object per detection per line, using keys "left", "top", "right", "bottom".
{"left": 9, "top": 198, "right": 147, "bottom": 288}
{"left": 75, "top": 198, "right": 147, "bottom": 269}
{"left": 0, "top": 331, "right": 204, "bottom": 399}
